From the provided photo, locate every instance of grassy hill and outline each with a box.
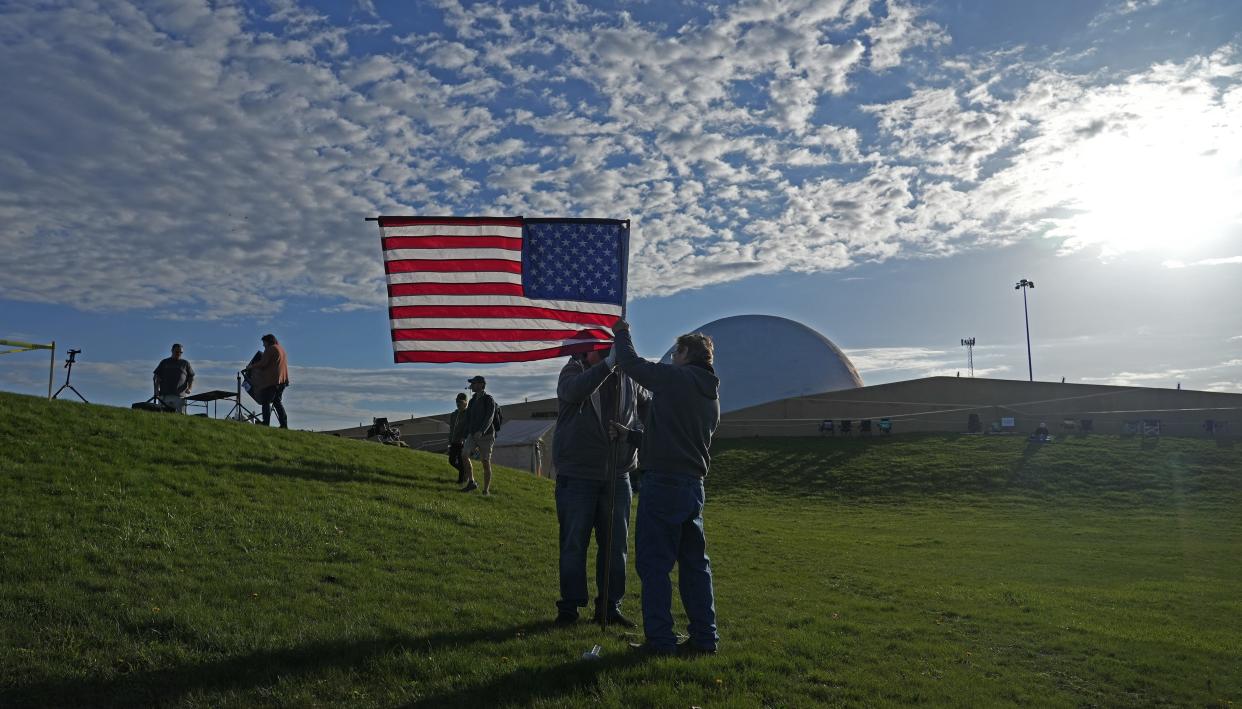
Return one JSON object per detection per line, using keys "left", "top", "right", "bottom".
{"left": 1, "top": 391, "right": 1239, "bottom": 708}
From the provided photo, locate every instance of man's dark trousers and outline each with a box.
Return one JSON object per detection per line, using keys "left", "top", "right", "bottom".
{"left": 635, "top": 470, "right": 718, "bottom": 651}
{"left": 261, "top": 384, "right": 288, "bottom": 427}
{"left": 555, "top": 475, "right": 631, "bottom": 616}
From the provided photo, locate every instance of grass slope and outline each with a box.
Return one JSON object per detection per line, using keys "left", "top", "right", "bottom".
{"left": 1, "top": 392, "right": 1239, "bottom": 708}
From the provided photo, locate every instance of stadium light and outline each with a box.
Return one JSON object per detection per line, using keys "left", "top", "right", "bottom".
{"left": 1015, "top": 279, "right": 1035, "bottom": 381}
{"left": 960, "top": 337, "right": 976, "bottom": 378}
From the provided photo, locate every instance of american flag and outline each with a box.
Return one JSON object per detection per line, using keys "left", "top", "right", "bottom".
{"left": 378, "top": 216, "right": 629, "bottom": 363}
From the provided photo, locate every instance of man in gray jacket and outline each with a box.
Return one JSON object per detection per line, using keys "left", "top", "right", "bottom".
{"left": 553, "top": 345, "right": 648, "bottom": 626}
{"left": 612, "top": 318, "right": 721, "bottom": 656}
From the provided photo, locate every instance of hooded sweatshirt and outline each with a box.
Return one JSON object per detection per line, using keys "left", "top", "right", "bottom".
{"left": 612, "top": 328, "right": 720, "bottom": 478}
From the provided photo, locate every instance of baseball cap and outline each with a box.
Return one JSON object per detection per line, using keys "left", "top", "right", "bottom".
{"left": 467, "top": 376, "right": 487, "bottom": 385}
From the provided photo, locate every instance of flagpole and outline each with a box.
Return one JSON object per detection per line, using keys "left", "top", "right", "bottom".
{"left": 598, "top": 220, "right": 630, "bottom": 631}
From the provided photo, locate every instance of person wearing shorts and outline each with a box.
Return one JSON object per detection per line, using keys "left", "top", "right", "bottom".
{"left": 460, "top": 375, "right": 497, "bottom": 494}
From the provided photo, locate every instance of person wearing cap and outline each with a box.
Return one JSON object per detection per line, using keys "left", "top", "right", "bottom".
{"left": 153, "top": 343, "right": 194, "bottom": 413}
{"left": 460, "top": 375, "right": 497, "bottom": 494}
{"left": 447, "top": 392, "right": 469, "bottom": 484}
{"left": 249, "top": 333, "right": 290, "bottom": 428}
{"left": 611, "top": 318, "right": 722, "bottom": 657}
{"left": 551, "top": 341, "right": 648, "bottom": 627}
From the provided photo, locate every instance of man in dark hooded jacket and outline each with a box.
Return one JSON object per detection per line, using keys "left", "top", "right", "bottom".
{"left": 552, "top": 346, "right": 648, "bottom": 627}
{"left": 611, "top": 318, "right": 721, "bottom": 656}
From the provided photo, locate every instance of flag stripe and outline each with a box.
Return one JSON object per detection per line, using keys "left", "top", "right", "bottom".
{"left": 389, "top": 305, "right": 619, "bottom": 327}
{"left": 384, "top": 248, "right": 521, "bottom": 262}
{"left": 391, "top": 327, "right": 612, "bottom": 342}
{"left": 390, "top": 317, "right": 613, "bottom": 330}
{"left": 396, "top": 343, "right": 607, "bottom": 364}
{"left": 386, "top": 271, "right": 523, "bottom": 285}
{"left": 378, "top": 218, "right": 523, "bottom": 232}
{"left": 385, "top": 259, "right": 523, "bottom": 274}
{"left": 394, "top": 338, "right": 610, "bottom": 352}
{"left": 388, "top": 282, "right": 525, "bottom": 297}
{"left": 382, "top": 235, "right": 522, "bottom": 251}
{"left": 389, "top": 295, "right": 622, "bottom": 315}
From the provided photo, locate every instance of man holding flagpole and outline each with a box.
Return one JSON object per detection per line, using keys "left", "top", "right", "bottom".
{"left": 552, "top": 342, "right": 647, "bottom": 627}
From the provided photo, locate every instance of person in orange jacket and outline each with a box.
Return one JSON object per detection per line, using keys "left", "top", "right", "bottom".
{"left": 249, "top": 333, "right": 290, "bottom": 428}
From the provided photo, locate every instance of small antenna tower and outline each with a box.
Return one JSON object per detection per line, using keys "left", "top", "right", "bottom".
{"left": 960, "top": 337, "right": 976, "bottom": 378}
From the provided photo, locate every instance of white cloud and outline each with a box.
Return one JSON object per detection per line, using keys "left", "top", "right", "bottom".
{"left": 1090, "top": 0, "right": 1166, "bottom": 27}
{"left": 1078, "top": 357, "right": 1242, "bottom": 387}
{"left": 0, "top": 0, "right": 1240, "bottom": 319}
{"left": 865, "top": 0, "right": 949, "bottom": 71}
{"left": 1163, "top": 256, "right": 1242, "bottom": 269}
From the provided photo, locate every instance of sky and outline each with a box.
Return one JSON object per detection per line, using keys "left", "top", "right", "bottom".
{"left": 1, "top": 0, "right": 1240, "bottom": 431}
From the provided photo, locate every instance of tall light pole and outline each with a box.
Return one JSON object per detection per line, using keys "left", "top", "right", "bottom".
{"left": 960, "top": 337, "right": 976, "bottom": 378}
{"left": 1015, "top": 279, "right": 1035, "bottom": 381}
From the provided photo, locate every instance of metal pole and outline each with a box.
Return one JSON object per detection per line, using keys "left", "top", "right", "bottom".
{"left": 48, "top": 341, "right": 55, "bottom": 400}
{"left": 598, "top": 223, "right": 630, "bottom": 631}
{"left": 1022, "top": 287, "right": 1033, "bottom": 381}
{"left": 598, "top": 384, "right": 621, "bottom": 629}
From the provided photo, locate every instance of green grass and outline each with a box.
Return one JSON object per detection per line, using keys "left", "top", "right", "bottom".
{"left": 1, "top": 391, "right": 1240, "bottom": 707}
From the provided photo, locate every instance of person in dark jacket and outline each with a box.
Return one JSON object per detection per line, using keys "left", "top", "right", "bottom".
{"left": 448, "top": 392, "right": 469, "bottom": 483}
{"left": 612, "top": 318, "right": 721, "bottom": 656}
{"left": 153, "top": 343, "right": 194, "bottom": 413}
{"left": 552, "top": 345, "right": 649, "bottom": 627}
{"left": 460, "top": 375, "right": 497, "bottom": 494}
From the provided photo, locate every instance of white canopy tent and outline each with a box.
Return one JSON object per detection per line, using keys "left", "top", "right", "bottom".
{"left": 490, "top": 419, "right": 556, "bottom": 478}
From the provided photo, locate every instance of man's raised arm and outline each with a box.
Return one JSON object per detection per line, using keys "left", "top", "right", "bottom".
{"left": 610, "top": 319, "right": 679, "bottom": 393}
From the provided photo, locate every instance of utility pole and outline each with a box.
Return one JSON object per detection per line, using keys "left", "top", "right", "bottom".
{"left": 960, "top": 337, "right": 976, "bottom": 378}
{"left": 1015, "top": 279, "right": 1035, "bottom": 381}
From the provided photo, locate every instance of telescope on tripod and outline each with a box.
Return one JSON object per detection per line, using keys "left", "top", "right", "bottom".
{"left": 52, "top": 348, "right": 88, "bottom": 403}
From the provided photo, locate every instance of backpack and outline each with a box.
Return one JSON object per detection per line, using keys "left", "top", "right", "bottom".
{"left": 492, "top": 403, "right": 504, "bottom": 433}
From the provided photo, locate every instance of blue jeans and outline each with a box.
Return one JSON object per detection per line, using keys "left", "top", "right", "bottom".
{"left": 555, "top": 475, "right": 632, "bottom": 615}
{"left": 635, "top": 470, "right": 718, "bottom": 651}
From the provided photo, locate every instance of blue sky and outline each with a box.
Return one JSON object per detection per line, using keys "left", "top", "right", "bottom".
{"left": 1, "top": 0, "right": 1240, "bottom": 430}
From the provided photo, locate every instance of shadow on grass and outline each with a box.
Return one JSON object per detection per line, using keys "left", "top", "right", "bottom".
{"left": 1006, "top": 440, "right": 1046, "bottom": 484}
{"left": 2, "top": 622, "right": 565, "bottom": 709}
{"left": 404, "top": 649, "right": 648, "bottom": 708}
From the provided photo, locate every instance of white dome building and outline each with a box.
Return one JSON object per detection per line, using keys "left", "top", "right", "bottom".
{"left": 660, "top": 314, "right": 862, "bottom": 413}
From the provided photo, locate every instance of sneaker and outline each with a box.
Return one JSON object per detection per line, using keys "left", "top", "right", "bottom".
{"left": 555, "top": 611, "right": 578, "bottom": 626}
{"left": 676, "top": 640, "right": 718, "bottom": 657}
{"left": 628, "top": 641, "right": 675, "bottom": 657}
{"left": 593, "top": 609, "right": 638, "bottom": 628}
{"left": 459, "top": 480, "right": 478, "bottom": 492}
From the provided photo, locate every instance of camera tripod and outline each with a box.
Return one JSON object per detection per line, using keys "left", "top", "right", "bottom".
{"left": 52, "top": 349, "right": 88, "bottom": 403}
{"left": 225, "top": 369, "right": 261, "bottom": 423}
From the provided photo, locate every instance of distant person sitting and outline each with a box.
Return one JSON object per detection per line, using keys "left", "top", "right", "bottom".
{"left": 448, "top": 392, "right": 469, "bottom": 484}
{"left": 1031, "top": 421, "right": 1051, "bottom": 442}
{"left": 249, "top": 334, "right": 290, "bottom": 428}
{"left": 153, "top": 343, "right": 194, "bottom": 413}
{"left": 460, "top": 375, "right": 498, "bottom": 494}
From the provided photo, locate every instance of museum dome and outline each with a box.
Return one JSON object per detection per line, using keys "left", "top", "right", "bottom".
{"left": 659, "top": 314, "right": 863, "bottom": 413}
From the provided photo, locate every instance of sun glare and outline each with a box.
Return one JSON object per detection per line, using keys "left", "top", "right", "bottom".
{"left": 1048, "top": 103, "right": 1241, "bottom": 258}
